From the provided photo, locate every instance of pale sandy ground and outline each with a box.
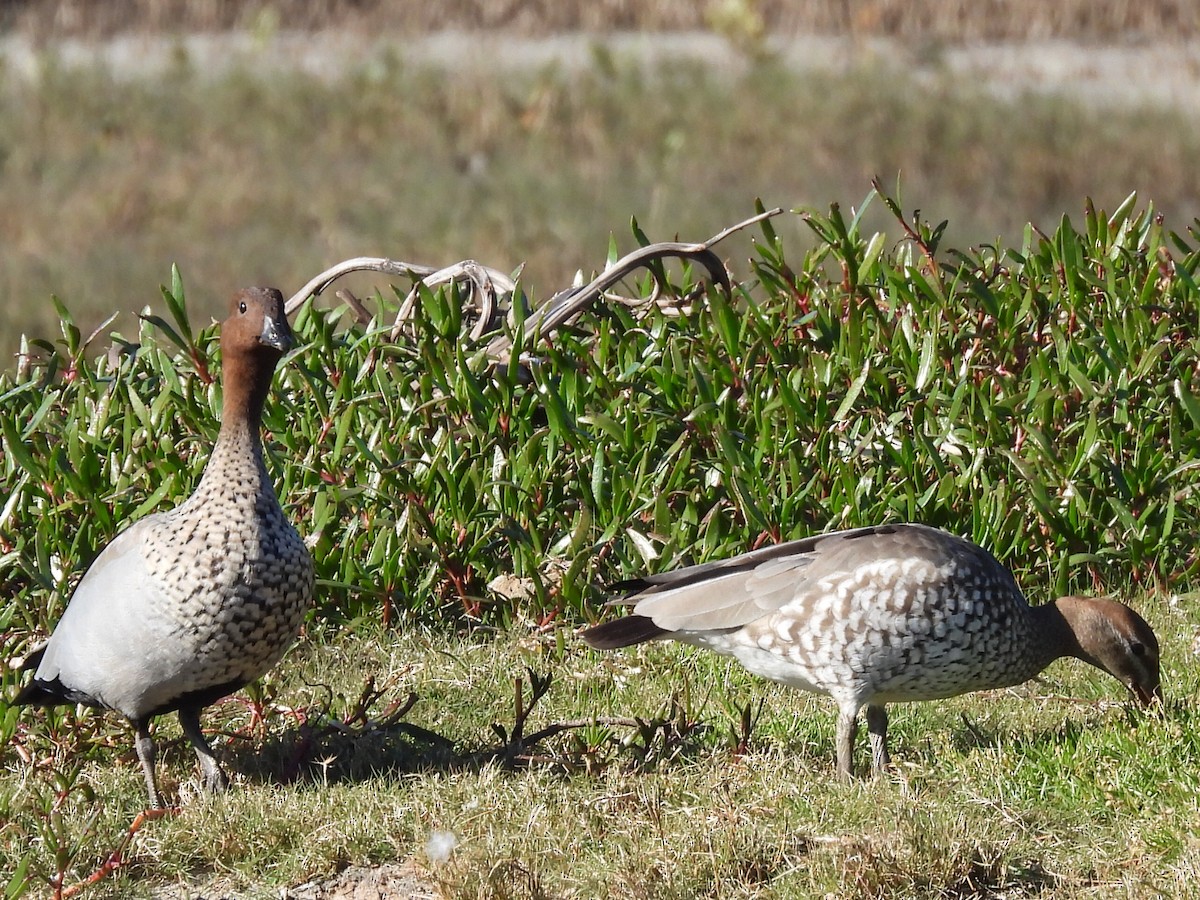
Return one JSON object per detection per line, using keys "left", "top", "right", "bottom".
{"left": 1, "top": 30, "right": 1199, "bottom": 110}
{"left": 282, "top": 860, "right": 441, "bottom": 900}
{"left": 150, "top": 860, "right": 440, "bottom": 899}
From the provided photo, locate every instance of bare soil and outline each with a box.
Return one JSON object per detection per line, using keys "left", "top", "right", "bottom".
{"left": 286, "top": 861, "right": 440, "bottom": 900}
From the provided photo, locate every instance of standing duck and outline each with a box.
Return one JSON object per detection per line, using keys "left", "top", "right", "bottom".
{"left": 582, "top": 523, "right": 1160, "bottom": 778}
{"left": 15, "top": 287, "right": 314, "bottom": 808}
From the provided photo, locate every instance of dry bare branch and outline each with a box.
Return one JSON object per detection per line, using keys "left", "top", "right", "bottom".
{"left": 391, "top": 259, "right": 520, "bottom": 342}
{"left": 334, "top": 289, "right": 373, "bottom": 327}
{"left": 283, "top": 207, "right": 784, "bottom": 362}
{"left": 284, "top": 257, "right": 437, "bottom": 316}
{"left": 484, "top": 206, "right": 784, "bottom": 362}
{"left": 284, "top": 255, "right": 521, "bottom": 342}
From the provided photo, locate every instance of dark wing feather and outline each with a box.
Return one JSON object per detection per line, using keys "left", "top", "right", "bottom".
{"left": 580, "top": 615, "right": 669, "bottom": 649}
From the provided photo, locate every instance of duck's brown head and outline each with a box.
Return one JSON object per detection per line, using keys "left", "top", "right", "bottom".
{"left": 219, "top": 287, "right": 293, "bottom": 425}
{"left": 1058, "top": 596, "right": 1161, "bottom": 705}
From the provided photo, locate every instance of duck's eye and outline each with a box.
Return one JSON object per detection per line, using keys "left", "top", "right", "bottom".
{"left": 239, "top": 301, "right": 248, "bottom": 314}
{"left": 1131, "top": 642, "right": 1146, "bottom": 657}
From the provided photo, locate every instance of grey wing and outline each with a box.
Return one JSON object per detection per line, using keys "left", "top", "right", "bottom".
{"left": 32, "top": 519, "right": 177, "bottom": 718}
{"left": 615, "top": 524, "right": 924, "bottom": 633}
{"left": 628, "top": 552, "right": 821, "bottom": 632}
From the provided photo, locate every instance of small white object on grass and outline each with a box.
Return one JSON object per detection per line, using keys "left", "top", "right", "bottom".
{"left": 425, "top": 829, "right": 459, "bottom": 864}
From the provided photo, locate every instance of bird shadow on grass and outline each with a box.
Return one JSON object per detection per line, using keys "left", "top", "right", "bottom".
{"left": 945, "top": 711, "right": 1088, "bottom": 761}
{"left": 188, "top": 668, "right": 716, "bottom": 791}
{"left": 945, "top": 694, "right": 1169, "bottom": 764}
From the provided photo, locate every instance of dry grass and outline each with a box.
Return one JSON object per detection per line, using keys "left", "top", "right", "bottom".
{"left": 4, "top": 0, "right": 1199, "bottom": 40}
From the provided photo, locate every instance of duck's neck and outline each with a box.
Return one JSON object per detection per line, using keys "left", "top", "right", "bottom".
{"left": 1028, "top": 598, "right": 1088, "bottom": 671}
{"left": 192, "top": 353, "right": 275, "bottom": 496}
{"left": 220, "top": 350, "right": 275, "bottom": 432}
{"left": 212, "top": 415, "right": 265, "bottom": 465}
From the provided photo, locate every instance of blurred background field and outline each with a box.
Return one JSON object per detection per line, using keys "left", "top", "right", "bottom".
{"left": 1, "top": 0, "right": 1199, "bottom": 345}
{"left": 5, "top": 0, "right": 1199, "bottom": 39}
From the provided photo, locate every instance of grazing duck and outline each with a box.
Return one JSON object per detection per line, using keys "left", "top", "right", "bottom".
{"left": 15, "top": 287, "right": 314, "bottom": 808}
{"left": 581, "top": 523, "right": 1160, "bottom": 778}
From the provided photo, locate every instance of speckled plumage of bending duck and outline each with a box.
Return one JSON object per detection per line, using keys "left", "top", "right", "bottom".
{"left": 15, "top": 287, "right": 314, "bottom": 808}
{"left": 581, "top": 523, "right": 1160, "bottom": 778}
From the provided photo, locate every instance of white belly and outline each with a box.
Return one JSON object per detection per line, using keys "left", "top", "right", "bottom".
{"left": 676, "top": 632, "right": 831, "bottom": 696}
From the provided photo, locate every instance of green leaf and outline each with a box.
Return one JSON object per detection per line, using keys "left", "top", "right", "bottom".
{"left": 1174, "top": 378, "right": 1200, "bottom": 430}
{"left": 160, "top": 265, "right": 195, "bottom": 345}
{"left": 129, "top": 473, "right": 180, "bottom": 519}
{"left": 915, "top": 329, "right": 936, "bottom": 393}
{"left": 834, "top": 361, "right": 870, "bottom": 423}
{"left": 1, "top": 417, "right": 37, "bottom": 473}
{"left": 580, "top": 412, "right": 626, "bottom": 447}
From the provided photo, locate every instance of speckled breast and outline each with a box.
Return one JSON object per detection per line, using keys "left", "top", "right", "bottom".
{"left": 143, "top": 485, "right": 314, "bottom": 689}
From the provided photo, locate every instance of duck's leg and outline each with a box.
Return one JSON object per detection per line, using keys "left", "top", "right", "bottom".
{"left": 131, "top": 718, "right": 164, "bottom": 809}
{"left": 835, "top": 701, "right": 861, "bottom": 779}
{"left": 864, "top": 704, "right": 890, "bottom": 775}
{"left": 178, "top": 707, "right": 229, "bottom": 794}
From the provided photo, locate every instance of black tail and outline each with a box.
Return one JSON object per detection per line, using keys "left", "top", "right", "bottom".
{"left": 12, "top": 646, "right": 97, "bottom": 709}
{"left": 13, "top": 679, "right": 59, "bottom": 707}
{"left": 13, "top": 676, "right": 99, "bottom": 709}
{"left": 11, "top": 644, "right": 47, "bottom": 706}
{"left": 580, "top": 615, "right": 668, "bottom": 650}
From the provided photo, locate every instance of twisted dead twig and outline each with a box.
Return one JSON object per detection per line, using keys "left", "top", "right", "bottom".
{"left": 471, "top": 669, "right": 705, "bottom": 772}
{"left": 283, "top": 255, "right": 519, "bottom": 342}
{"left": 279, "top": 675, "right": 454, "bottom": 784}
{"left": 390, "top": 259, "right": 520, "bottom": 343}
{"left": 284, "top": 257, "right": 436, "bottom": 316}
{"left": 485, "top": 668, "right": 556, "bottom": 766}
{"left": 485, "top": 206, "right": 783, "bottom": 362}
{"left": 282, "top": 207, "right": 784, "bottom": 361}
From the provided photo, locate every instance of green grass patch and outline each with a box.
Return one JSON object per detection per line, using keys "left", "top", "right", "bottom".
{"left": 2, "top": 613, "right": 1196, "bottom": 898}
